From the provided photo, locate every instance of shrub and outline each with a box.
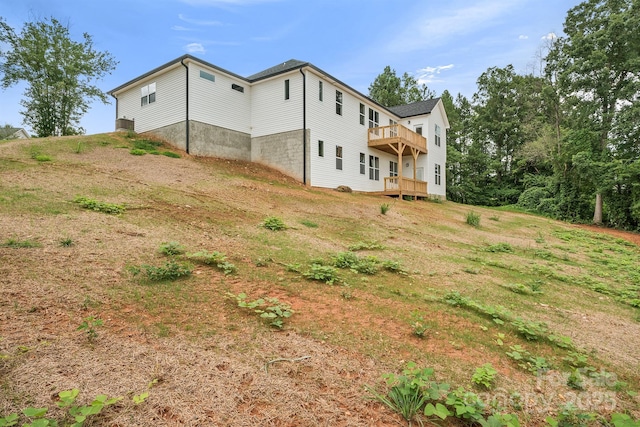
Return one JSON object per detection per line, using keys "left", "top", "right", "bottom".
{"left": 466, "top": 211, "right": 481, "bottom": 227}
{"left": 472, "top": 363, "right": 497, "bottom": 389}
{"left": 73, "top": 196, "right": 125, "bottom": 215}
{"left": 380, "top": 203, "right": 391, "bottom": 215}
{"left": 303, "top": 264, "right": 338, "bottom": 285}
{"left": 159, "top": 241, "right": 185, "bottom": 256}
{"left": 262, "top": 216, "right": 286, "bottom": 231}
{"left": 333, "top": 251, "right": 360, "bottom": 269}
{"left": 485, "top": 243, "right": 513, "bottom": 253}
{"left": 130, "top": 261, "right": 193, "bottom": 281}
{"left": 227, "top": 292, "right": 294, "bottom": 329}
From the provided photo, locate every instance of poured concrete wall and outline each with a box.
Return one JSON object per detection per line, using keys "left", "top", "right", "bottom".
{"left": 143, "top": 121, "right": 187, "bottom": 151}
{"left": 252, "top": 129, "right": 309, "bottom": 183}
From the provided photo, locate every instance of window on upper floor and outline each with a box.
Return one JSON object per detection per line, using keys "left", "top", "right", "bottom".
{"left": 319, "top": 81, "right": 323, "bottom": 101}
{"left": 359, "top": 153, "right": 365, "bottom": 174}
{"left": 200, "top": 70, "right": 215, "bottom": 82}
{"left": 232, "top": 83, "right": 244, "bottom": 93}
{"left": 435, "top": 124, "right": 441, "bottom": 146}
{"left": 368, "top": 108, "right": 379, "bottom": 128}
{"left": 318, "top": 140, "right": 324, "bottom": 157}
{"left": 336, "top": 145, "right": 343, "bottom": 170}
{"left": 415, "top": 125, "right": 423, "bottom": 135}
{"left": 336, "top": 90, "right": 343, "bottom": 115}
{"left": 389, "top": 119, "right": 397, "bottom": 137}
{"left": 359, "top": 104, "right": 365, "bottom": 125}
{"left": 285, "top": 79, "right": 290, "bottom": 100}
{"left": 435, "top": 163, "right": 441, "bottom": 185}
{"left": 140, "top": 82, "right": 156, "bottom": 107}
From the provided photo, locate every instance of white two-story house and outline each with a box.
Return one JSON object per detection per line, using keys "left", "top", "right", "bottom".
{"left": 108, "top": 55, "right": 449, "bottom": 199}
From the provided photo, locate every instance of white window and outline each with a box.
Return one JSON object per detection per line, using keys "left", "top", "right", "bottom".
{"left": 435, "top": 163, "right": 441, "bottom": 185}
{"left": 232, "top": 83, "right": 244, "bottom": 93}
{"left": 415, "top": 125, "right": 423, "bottom": 135}
{"left": 319, "top": 81, "right": 323, "bottom": 101}
{"left": 368, "top": 108, "right": 379, "bottom": 128}
{"left": 435, "top": 124, "right": 441, "bottom": 146}
{"left": 389, "top": 119, "right": 397, "bottom": 137}
{"left": 359, "top": 103, "right": 365, "bottom": 125}
{"left": 359, "top": 153, "right": 365, "bottom": 174}
{"left": 140, "top": 82, "right": 156, "bottom": 106}
{"left": 369, "top": 155, "right": 379, "bottom": 181}
{"left": 336, "top": 145, "right": 343, "bottom": 170}
{"left": 389, "top": 161, "right": 398, "bottom": 177}
{"left": 318, "top": 140, "right": 324, "bottom": 157}
{"left": 285, "top": 79, "right": 290, "bottom": 100}
{"left": 336, "top": 90, "right": 343, "bottom": 115}
{"left": 199, "top": 70, "right": 215, "bottom": 82}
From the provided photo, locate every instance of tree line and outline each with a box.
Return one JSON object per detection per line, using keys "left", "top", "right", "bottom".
{"left": 369, "top": 0, "right": 640, "bottom": 230}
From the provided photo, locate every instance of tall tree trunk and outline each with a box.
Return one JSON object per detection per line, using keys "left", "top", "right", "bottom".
{"left": 593, "top": 193, "right": 603, "bottom": 224}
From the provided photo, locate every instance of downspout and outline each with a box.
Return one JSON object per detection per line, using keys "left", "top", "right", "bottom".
{"left": 299, "top": 68, "right": 307, "bottom": 185}
{"left": 180, "top": 59, "right": 190, "bottom": 154}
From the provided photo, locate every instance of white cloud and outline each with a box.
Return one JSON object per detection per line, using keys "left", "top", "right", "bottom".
{"left": 542, "top": 32, "right": 557, "bottom": 40}
{"left": 185, "top": 43, "right": 206, "bottom": 53}
{"left": 415, "top": 64, "right": 454, "bottom": 84}
{"left": 388, "top": 1, "right": 525, "bottom": 53}
{"left": 178, "top": 14, "right": 223, "bottom": 26}
{"left": 519, "top": 35, "right": 529, "bottom": 40}
{"left": 171, "top": 25, "right": 194, "bottom": 31}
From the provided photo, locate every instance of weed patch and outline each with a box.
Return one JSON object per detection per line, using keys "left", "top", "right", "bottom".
{"left": 227, "top": 292, "right": 294, "bottom": 329}
{"left": 73, "top": 196, "right": 125, "bottom": 215}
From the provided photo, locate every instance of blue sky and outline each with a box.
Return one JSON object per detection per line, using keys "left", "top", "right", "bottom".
{"left": 0, "top": 0, "right": 580, "bottom": 135}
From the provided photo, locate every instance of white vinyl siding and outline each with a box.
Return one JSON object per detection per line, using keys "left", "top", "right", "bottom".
{"left": 190, "top": 64, "right": 251, "bottom": 134}
{"left": 305, "top": 70, "right": 397, "bottom": 192}
{"left": 251, "top": 73, "right": 303, "bottom": 137}
{"left": 116, "top": 64, "right": 185, "bottom": 134}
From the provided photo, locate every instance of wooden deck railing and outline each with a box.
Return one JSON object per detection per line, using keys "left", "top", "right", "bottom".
{"left": 368, "top": 124, "right": 427, "bottom": 153}
{"left": 384, "top": 177, "right": 427, "bottom": 195}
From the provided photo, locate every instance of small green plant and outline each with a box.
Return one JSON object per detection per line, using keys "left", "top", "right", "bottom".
{"left": 348, "top": 241, "right": 385, "bottom": 251}
{"left": 567, "top": 369, "right": 584, "bottom": 390}
{"left": 262, "top": 216, "right": 287, "bottom": 231}
{"left": 382, "top": 260, "right": 407, "bottom": 274}
{"left": 380, "top": 203, "right": 391, "bottom": 215}
{"left": 303, "top": 264, "right": 338, "bottom": 285}
{"left": 186, "top": 250, "right": 237, "bottom": 275}
{"left": 505, "top": 345, "right": 552, "bottom": 374}
{"left": 1, "top": 238, "right": 41, "bottom": 248}
{"left": 472, "top": 363, "right": 497, "bottom": 389}
{"left": 545, "top": 403, "right": 595, "bottom": 427}
{"left": 73, "top": 196, "right": 125, "bottom": 215}
{"left": 300, "top": 219, "right": 318, "bottom": 228}
{"left": 129, "top": 148, "right": 147, "bottom": 156}
{"left": 77, "top": 316, "right": 103, "bottom": 342}
{"left": 59, "top": 237, "right": 74, "bottom": 247}
{"left": 366, "top": 362, "right": 435, "bottom": 425}
{"left": 227, "top": 292, "right": 294, "bottom": 329}
{"left": 159, "top": 241, "right": 185, "bottom": 256}
{"left": 445, "top": 387, "right": 487, "bottom": 423}
{"left": 132, "top": 379, "right": 158, "bottom": 405}
{"left": 410, "top": 312, "right": 430, "bottom": 338}
{"left": 161, "top": 151, "right": 180, "bottom": 158}
{"left": 485, "top": 243, "right": 513, "bottom": 253}
{"left": 340, "top": 285, "right": 354, "bottom": 300}
{"left": 510, "top": 317, "right": 548, "bottom": 341}
{"left": 333, "top": 251, "right": 360, "bottom": 269}
{"left": 129, "top": 261, "right": 193, "bottom": 281}
{"left": 466, "top": 211, "right": 481, "bottom": 227}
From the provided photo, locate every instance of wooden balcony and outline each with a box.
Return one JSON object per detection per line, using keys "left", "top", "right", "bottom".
{"left": 368, "top": 124, "right": 427, "bottom": 155}
{"left": 382, "top": 177, "right": 428, "bottom": 198}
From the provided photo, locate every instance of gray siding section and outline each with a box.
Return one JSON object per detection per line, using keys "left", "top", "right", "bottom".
{"left": 252, "top": 129, "right": 308, "bottom": 182}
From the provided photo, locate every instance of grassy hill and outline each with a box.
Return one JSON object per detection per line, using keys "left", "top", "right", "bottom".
{"left": 1, "top": 133, "right": 639, "bottom": 426}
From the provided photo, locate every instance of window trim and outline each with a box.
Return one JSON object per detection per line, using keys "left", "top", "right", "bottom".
{"left": 389, "top": 161, "right": 398, "bottom": 177}
{"left": 319, "top": 81, "right": 323, "bottom": 101}
{"left": 231, "top": 83, "right": 244, "bottom": 93}
{"left": 318, "top": 140, "right": 324, "bottom": 157}
{"left": 359, "top": 103, "right": 365, "bottom": 125}
{"left": 435, "top": 163, "right": 441, "bottom": 185}
{"left": 369, "top": 155, "right": 380, "bottom": 181}
{"left": 335, "top": 90, "right": 343, "bottom": 115}
{"left": 336, "top": 145, "right": 343, "bottom": 170}
{"left": 285, "top": 79, "right": 290, "bottom": 100}
{"left": 435, "top": 124, "right": 441, "bottom": 147}
{"left": 359, "top": 153, "right": 365, "bottom": 174}
{"left": 140, "top": 82, "right": 156, "bottom": 107}
{"left": 199, "top": 70, "right": 215, "bottom": 82}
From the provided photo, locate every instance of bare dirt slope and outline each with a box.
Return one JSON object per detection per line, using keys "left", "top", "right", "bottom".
{"left": 1, "top": 135, "right": 639, "bottom": 426}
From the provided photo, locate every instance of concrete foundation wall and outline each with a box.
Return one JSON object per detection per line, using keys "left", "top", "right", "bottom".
{"left": 251, "top": 129, "right": 308, "bottom": 182}
{"left": 189, "top": 120, "right": 251, "bottom": 161}
{"left": 143, "top": 121, "right": 187, "bottom": 151}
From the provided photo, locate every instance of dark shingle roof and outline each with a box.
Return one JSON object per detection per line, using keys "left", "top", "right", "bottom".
{"left": 247, "top": 59, "right": 309, "bottom": 81}
{"left": 387, "top": 98, "right": 440, "bottom": 118}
